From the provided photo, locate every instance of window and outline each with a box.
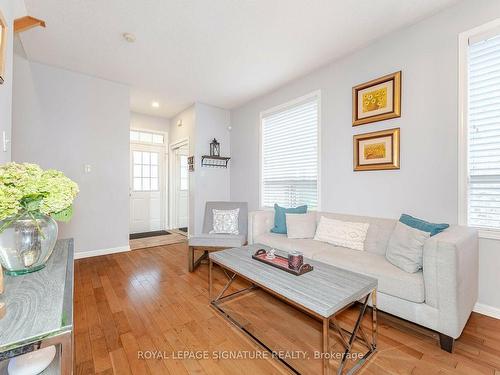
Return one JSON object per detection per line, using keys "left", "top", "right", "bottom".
{"left": 130, "top": 130, "right": 164, "bottom": 145}
{"left": 133, "top": 151, "right": 159, "bottom": 191}
{"left": 461, "top": 21, "right": 500, "bottom": 234}
{"left": 261, "top": 92, "right": 319, "bottom": 209}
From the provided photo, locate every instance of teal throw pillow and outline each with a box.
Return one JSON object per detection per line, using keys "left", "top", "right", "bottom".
{"left": 399, "top": 214, "right": 449, "bottom": 236}
{"left": 271, "top": 204, "right": 308, "bottom": 234}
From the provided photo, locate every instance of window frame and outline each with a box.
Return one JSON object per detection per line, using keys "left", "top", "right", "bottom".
{"left": 132, "top": 150, "right": 161, "bottom": 192}
{"left": 259, "top": 90, "right": 322, "bottom": 210}
{"left": 459, "top": 18, "right": 500, "bottom": 240}
{"left": 130, "top": 128, "right": 166, "bottom": 146}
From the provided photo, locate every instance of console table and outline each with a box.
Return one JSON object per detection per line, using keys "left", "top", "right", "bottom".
{"left": 0, "top": 239, "right": 74, "bottom": 374}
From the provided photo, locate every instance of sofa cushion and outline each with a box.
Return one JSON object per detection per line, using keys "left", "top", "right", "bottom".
{"left": 313, "top": 247, "right": 425, "bottom": 303}
{"left": 399, "top": 214, "right": 449, "bottom": 236}
{"left": 254, "top": 232, "right": 327, "bottom": 259}
{"left": 254, "top": 231, "right": 425, "bottom": 303}
{"left": 286, "top": 212, "right": 317, "bottom": 239}
{"left": 316, "top": 212, "right": 396, "bottom": 255}
{"left": 271, "top": 204, "right": 308, "bottom": 234}
{"left": 314, "top": 216, "right": 369, "bottom": 251}
{"left": 386, "top": 222, "right": 430, "bottom": 273}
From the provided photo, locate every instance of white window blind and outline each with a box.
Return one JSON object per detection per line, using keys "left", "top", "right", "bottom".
{"left": 468, "top": 33, "right": 500, "bottom": 229}
{"left": 261, "top": 94, "right": 319, "bottom": 209}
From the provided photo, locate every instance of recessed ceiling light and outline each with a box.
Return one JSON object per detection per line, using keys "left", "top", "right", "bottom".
{"left": 122, "top": 32, "right": 136, "bottom": 43}
{"left": 151, "top": 101, "right": 160, "bottom": 108}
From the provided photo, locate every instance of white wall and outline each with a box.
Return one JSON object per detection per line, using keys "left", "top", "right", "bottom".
{"left": 12, "top": 57, "right": 130, "bottom": 255}
{"left": 230, "top": 0, "right": 500, "bottom": 314}
{"left": 194, "top": 103, "right": 231, "bottom": 234}
{"left": 130, "top": 112, "right": 170, "bottom": 133}
{"left": 0, "top": 0, "right": 14, "bottom": 164}
{"left": 168, "top": 103, "right": 231, "bottom": 235}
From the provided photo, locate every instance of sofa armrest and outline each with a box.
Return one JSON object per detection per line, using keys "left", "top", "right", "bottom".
{"left": 423, "top": 226, "right": 478, "bottom": 338}
{"left": 248, "top": 210, "right": 274, "bottom": 244}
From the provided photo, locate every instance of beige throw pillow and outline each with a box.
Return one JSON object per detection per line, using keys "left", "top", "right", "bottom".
{"left": 314, "top": 216, "right": 369, "bottom": 251}
{"left": 285, "top": 212, "right": 317, "bottom": 239}
{"left": 386, "top": 221, "right": 430, "bottom": 273}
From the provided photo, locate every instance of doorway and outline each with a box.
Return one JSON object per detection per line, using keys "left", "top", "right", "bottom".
{"left": 129, "top": 130, "right": 166, "bottom": 235}
{"left": 170, "top": 140, "right": 189, "bottom": 233}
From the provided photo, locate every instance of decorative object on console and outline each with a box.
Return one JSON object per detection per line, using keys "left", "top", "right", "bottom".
{"left": 353, "top": 71, "right": 401, "bottom": 126}
{"left": 210, "top": 138, "right": 220, "bottom": 156}
{"left": 271, "top": 204, "right": 307, "bottom": 234}
{"left": 386, "top": 221, "right": 430, "bottom": 273}
{"left": 7, "top": 345, "right": 56, "bottom": 375}
{"left": 252, "top": 248, "right": 313, "bottom": 276}
{"left": 288, "top": 250, "right": 304, "bottom": 271}
{"left": 314, "top": 216, "right": 369, "bottom": 251}
{"left": 187, "top": 156, "right": 194, "bottom": 172}
{"left": 399, "top": 213, "right": 449, "bottom": 236}
{"left": 210, "top": 208, "right": 240, "bottom": 235}
{"left": 265, "top": 248, "right": 276, "bottom": 259}
{"left": 0, "top": 163, "right": 79, "bottom": 275}
{"left": 285, "top": 212, "right": 317, "bottom": 239}
{"left": 0, "top": 10, "right": 7, "bottom": 85}
{"left": 353, "top": 128, "right": 400, "bottom": 171}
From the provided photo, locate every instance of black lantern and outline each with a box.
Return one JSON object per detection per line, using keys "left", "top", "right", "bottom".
{"left": 210, "top": 138, "right": 220, "bottom": 157}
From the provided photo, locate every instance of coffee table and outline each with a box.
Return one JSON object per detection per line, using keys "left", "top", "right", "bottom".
{"left": 209, "top": 244, "right": 378, "bottom": 375}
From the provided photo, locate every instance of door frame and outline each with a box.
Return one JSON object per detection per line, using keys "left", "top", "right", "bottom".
{"left": 129, "top": 129, "right": 168, "bottom": 233}
{"left": 169, "top": 138, "right": 189, "bottom": 230}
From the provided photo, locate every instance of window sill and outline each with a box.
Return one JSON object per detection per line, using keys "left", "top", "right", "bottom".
{"left": 478, "top": 229, "right": 500, "bottom": 241}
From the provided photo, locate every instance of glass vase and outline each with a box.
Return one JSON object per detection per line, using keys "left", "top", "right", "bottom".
{"left": 0, "top": 212, "right": 58, "bottom": 276}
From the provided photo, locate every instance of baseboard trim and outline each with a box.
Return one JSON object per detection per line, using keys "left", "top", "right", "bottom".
{"left": 74, "top": 245, "right": 131, "bottom": 259}
{"left": 473, "top": 302, "right": 500, "bottom": 320}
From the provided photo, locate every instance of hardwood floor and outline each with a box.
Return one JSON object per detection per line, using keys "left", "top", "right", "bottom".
{"left": 129, "top": 232, "right": 187, "bottom": 251}
{"left": 75, "top": 242, "right": 500, "bottom": 374}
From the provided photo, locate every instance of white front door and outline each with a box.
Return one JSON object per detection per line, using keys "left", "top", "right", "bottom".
{"left": 130, "top": 144, "right": 165, "bottom": 234}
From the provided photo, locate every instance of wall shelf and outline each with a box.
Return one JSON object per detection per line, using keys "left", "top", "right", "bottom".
{"left": 201, "top": 155, "right": 230, "bottom": 168}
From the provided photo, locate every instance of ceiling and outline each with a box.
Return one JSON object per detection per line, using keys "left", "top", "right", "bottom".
{"left": 20, "top": 0, "right": 458, "bottom": 118}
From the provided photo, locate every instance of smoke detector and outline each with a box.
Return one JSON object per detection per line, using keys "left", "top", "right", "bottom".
{"left": 122, "top": 33, "right": 136, "bottom": 43}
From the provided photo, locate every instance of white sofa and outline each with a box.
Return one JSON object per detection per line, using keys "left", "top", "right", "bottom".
{"left": 248, "top": 210, "right": 479, "bottom": 352}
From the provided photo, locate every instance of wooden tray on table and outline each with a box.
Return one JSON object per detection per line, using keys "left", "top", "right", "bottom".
{"left": 251, "top": 249, "right": 313, "bottom": 276}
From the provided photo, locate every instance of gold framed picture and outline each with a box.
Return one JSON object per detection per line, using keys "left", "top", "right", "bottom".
{"left": 353, "top": 128, "right": 400, "bottom": 171}
{"left": 0, "top": 10, "right": 6, "bottom": 84}
{"left": 352, "top": 71, "right": 401, "bottom": 126}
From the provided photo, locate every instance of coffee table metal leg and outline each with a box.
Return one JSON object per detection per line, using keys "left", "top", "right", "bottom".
{"left": 323, "top": 318, "right": 330, "bottom": 375}
{"left": 208, "top": 259, "right": 213, "bottom": 301}
{"left": 372, "top": 289, "right": 377, "bottom": 349}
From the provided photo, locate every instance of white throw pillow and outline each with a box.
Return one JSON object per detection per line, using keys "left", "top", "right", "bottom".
{"left": 210, "top": 208, "right": 240, "bottom": 234}
{"left": 286, "top": 212, "right": 317, "bottom": 239}
{"left": 386, "top": 221, "right": 430, "bottom": 273}
{"left": 314, "top": 216, "right": 369, "bottom": 251}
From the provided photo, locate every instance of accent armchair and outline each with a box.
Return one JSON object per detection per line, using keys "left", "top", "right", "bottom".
{"left": 188, "top": 201, "right": 248, "bottom": 272}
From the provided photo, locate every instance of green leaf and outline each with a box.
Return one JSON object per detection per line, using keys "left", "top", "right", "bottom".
{"left": 20, "top": 195, "right": 43, "bottom": 211}
{"left": 51, "top": 206, "right": 74, "bottom": 222}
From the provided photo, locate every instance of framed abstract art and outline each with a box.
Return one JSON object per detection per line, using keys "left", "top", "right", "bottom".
{"left": 352, "top": 71, "right": 401, "bottom": 126}
{"left": 353, "top": 128, "right": 400, "bottom": 171}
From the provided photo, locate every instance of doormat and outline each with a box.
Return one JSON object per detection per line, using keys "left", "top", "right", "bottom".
{"left": 178, "top": 227, "right": 188, "bottom": 233}
{"left": 130, "top": 230, "right": 171, "bottom": 240}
